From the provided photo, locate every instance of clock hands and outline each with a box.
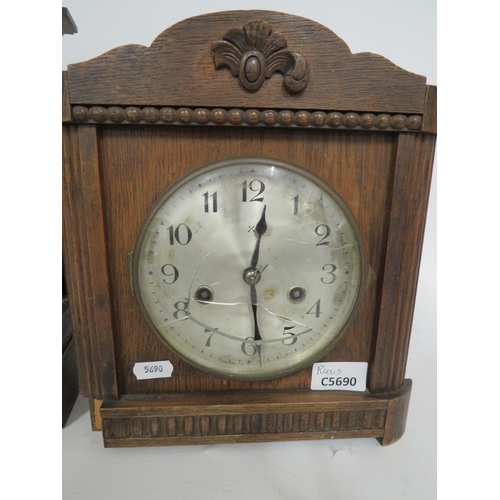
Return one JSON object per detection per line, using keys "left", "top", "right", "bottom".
{"left": 242, "top": 205, "right": 267, "bottom": 366}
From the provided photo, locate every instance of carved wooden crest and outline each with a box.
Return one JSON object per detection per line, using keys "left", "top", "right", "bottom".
{"left": 212, "top": 20, "right": 309, "bottom": 94}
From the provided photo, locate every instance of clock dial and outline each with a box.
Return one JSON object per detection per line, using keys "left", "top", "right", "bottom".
{"left": 133, "top": 158, "right": 365, "bottom": 380}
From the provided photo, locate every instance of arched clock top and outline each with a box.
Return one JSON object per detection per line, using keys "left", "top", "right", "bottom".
{"left": 65, "top": 10, "right": 427, "bottom": 114}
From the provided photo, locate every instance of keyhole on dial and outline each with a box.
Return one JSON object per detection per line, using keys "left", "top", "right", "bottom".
{"left": 288, "top": 286, "right": 306, "bottom": 304}
{"left": 194, "top": 286, "right": 214, "bottom": 303}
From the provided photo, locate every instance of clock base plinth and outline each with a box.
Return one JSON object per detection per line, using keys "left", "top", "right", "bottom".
{"left": 98, "top": 380, "right": 411, "bottom": 447}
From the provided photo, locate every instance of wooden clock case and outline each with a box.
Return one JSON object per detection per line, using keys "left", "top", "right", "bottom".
{"left": 62, "top": 10, "right": 436, "bottom": 448}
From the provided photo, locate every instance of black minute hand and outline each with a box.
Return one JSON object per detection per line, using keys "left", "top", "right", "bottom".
{"left": 251, "top": 286, "right": 262, "bottom": 341}
{"left": 251, "top": 286, "right": 263, "bottom": 367}
{"left": 248, "top": 205, "right": 267, "bottom": 367}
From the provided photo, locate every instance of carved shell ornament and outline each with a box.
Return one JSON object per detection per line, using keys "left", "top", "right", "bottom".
{"left": 212, "top": 20, "right": 310, "bottom": 94}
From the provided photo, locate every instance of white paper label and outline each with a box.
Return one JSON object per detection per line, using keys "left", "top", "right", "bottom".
{"left": 310, "top": 362, "right": 367, "bottom": 391}
{"left": 133, "top": 360, "right": 173, "bottom": 380}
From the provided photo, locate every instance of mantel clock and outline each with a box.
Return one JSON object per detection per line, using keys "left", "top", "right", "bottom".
{"left": 62, "top": 11, "right": 436, "bottom": 447}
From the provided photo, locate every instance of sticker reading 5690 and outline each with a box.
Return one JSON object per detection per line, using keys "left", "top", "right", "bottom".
{"left": 133, "top": 360, "right": 173, "bottom": 380}
{"left": 144, "top": 365, "right": 163, "bottom": 374}
{"left": 310, "top": 362, "right": 367, "bottom": 391}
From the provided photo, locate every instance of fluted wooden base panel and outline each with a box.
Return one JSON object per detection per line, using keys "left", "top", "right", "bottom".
{"left": 99, "top": 380, "right": 411, "bottom": 447}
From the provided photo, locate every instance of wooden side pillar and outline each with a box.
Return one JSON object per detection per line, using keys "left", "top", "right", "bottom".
{"left": 369, "top": 132, "right": 436, "bottom": 394}
{"left": 62, "top": 125, "right": 119, "bottom": 400}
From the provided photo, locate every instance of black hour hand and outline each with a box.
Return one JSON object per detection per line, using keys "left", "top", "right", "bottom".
{"left": 251, "top": 205, "right": 267, "bottom": 269}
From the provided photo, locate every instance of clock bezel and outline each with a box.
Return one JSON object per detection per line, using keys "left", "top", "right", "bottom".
{"left": 131, "top": 156, "right": 368, "bottom": 381}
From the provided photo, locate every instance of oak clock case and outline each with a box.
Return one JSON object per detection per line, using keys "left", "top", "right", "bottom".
{"left": 132, "top": 158, "right": 365, "bottom": 381}
{"left": 62, "top": 10, "right": 437, "bottom": 448}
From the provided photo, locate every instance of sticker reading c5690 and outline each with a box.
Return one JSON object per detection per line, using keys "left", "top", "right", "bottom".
{"left": 310, "top": 362, "right": 367, "bottom": 391}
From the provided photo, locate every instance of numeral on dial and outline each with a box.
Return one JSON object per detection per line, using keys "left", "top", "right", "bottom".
{"left": 160, "top": 263, "right": 179, "bottom": 284}
{"left": 173, "top": 300, "right": 189, "bottom": 319}
{"left": 242, "top": 179, "right": 265, "bottom": 202}
{"left": 204, "top": 328, "right": 219, "bottom": 347}
{"left": 321, "top": 264, "right": 337, "bottom": 284}
{"left": 282, "top": 326, "right": 298, "bottom": 345}
{"left": 202, "top": 191, "right": 218, "bottom": 212}
{"left": 315, "top": 224, "right": 331, "bottom": 246}
{"left": 306, "top": 299, "right": 322, "bottom": 318}
{"left": 241, "top": 338, "right": 257, "bottom": 356}
{"left": 167, "top": 224, "right": 192, "bottom": 246}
